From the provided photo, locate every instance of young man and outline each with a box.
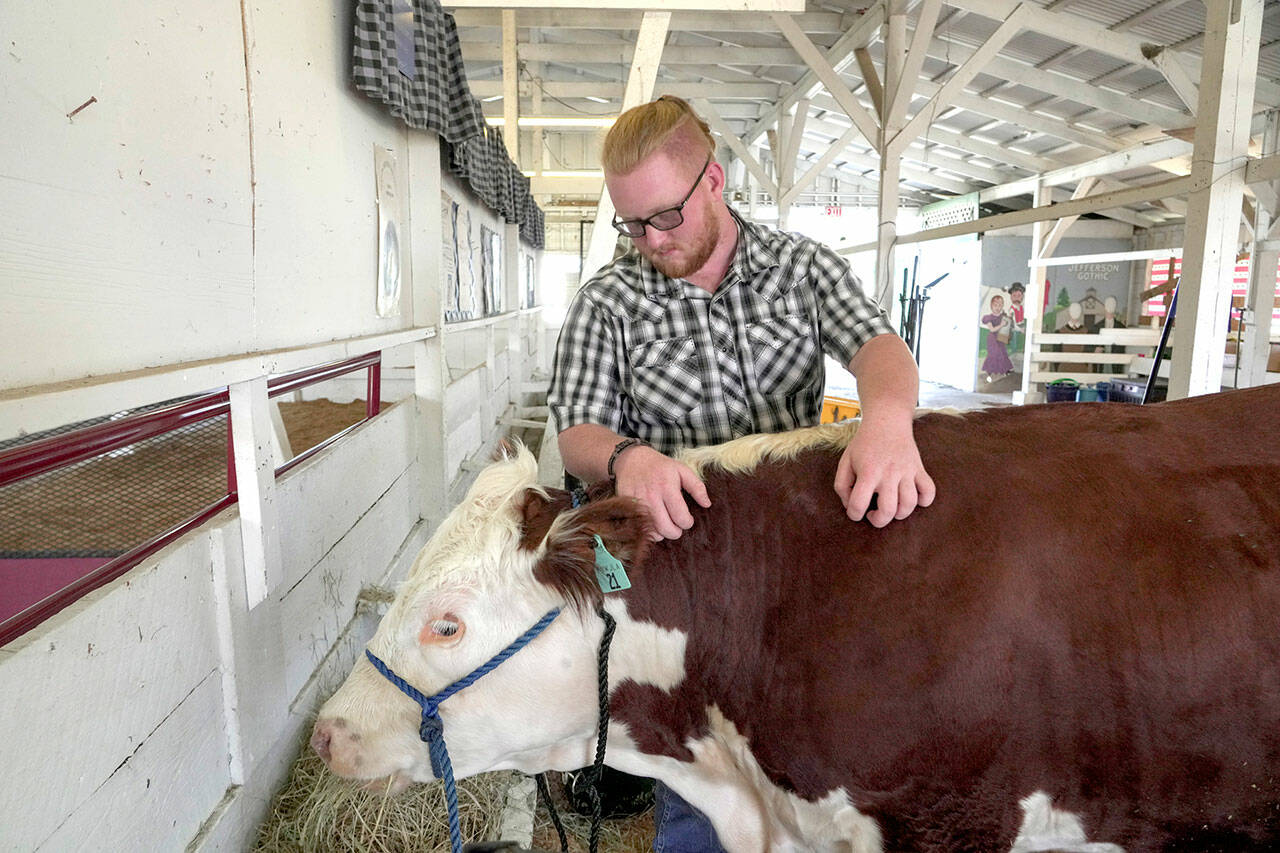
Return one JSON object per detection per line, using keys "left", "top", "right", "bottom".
{"left": 546, "top": 95, "right": 935, "bottom": 850}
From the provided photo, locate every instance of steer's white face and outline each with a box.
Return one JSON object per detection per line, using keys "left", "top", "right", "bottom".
{"left": 312, "top": 451, "right": 604, "bottom": 790}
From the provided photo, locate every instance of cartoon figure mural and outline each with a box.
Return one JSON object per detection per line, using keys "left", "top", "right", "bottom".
{"left": 1090, "top": 295, "right": 1125, "bottom": 332}
{"left": 1007, "top": 281, "right": 1027, "bottom": 353}
{"left": 1053, "top": 287, "right": 1107, "bottom": 331}
{"left": 976, "top": 284, "right": 1024, "bottom": 391}
{"left": 980, "top": 293, "right": 1014, "bottom": 383}
{"left": 976, "top": 235, "right": 1134, "bottom": 393}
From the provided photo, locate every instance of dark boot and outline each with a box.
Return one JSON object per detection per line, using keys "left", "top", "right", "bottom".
{"left": 563, "top": 766, "right": 654, "bottom": 819}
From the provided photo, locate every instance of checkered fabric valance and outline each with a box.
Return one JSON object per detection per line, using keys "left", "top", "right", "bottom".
{"left": 353, "top": 0, "right": 544, "bottom": 249}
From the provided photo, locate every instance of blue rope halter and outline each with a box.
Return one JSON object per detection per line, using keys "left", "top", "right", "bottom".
{"left": 364, "top": 608, "right": 561, "bottom": 853}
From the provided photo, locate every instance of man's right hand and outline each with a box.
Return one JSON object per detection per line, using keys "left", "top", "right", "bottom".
{"left": 612, "top": 444, "right": 711, "bottom": 541}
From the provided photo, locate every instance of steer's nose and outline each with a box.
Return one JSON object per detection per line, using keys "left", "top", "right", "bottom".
{"left": 311, "top": 720, "right": 335, "bottom": 763}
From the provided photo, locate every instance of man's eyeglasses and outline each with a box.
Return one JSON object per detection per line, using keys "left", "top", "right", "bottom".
{"left": 612, "top": 157, "right": 710, "bottom": 238}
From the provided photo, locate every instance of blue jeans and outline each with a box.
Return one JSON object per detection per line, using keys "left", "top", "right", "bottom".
{"left": 653, "top": 782, "right": 726, "bottom": 853}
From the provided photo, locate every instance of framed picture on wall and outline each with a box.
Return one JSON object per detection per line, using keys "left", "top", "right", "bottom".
{"left": 441, "top": 194, "right": 475, "bottom": 323}
{"left": 374, "top": 145, "right": 403, "bottom": 318}
{"left": 480, "top": 225, "right": 503, "bottom": 316}
{"left": 522, "top": 253, "right": 535, "bottom": 309}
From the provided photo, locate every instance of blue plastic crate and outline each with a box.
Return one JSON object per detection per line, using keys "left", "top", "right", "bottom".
{"left": 1045, "top": 379, "right": 1080, "bottom": 403}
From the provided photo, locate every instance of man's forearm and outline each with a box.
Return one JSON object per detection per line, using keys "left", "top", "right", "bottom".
{"left": 846, "top": 333, "right": 920, "bottom": 426}
{"left": 558, "top": 423, "right": 629, "bottom": 483}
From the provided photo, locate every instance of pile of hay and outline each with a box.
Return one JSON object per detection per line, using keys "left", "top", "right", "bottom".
{"left": 255, "top": 750, "right": 516, "bottom": 852}
{"left": 256, "top": 748, "right": 655, "bottom": 852}
{"left": 530, "top": 807, "right": 654, "bottom": 853}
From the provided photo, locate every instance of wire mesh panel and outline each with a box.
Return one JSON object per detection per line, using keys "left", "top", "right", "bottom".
{"left": 1, "top": 351, "right": 383, "bottom": 644}
{"left": 0, "top": 395, "right": 233, "bottom": 636}
{"left": 0, "top": 409, "right": 228, "bottom": 559}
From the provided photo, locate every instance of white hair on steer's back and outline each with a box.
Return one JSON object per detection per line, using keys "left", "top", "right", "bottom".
{"left": 678, "top": 421, "right": 859, "bottom": 477}
{"left": 678, "top": 408, "right": 964, "bottom": 477}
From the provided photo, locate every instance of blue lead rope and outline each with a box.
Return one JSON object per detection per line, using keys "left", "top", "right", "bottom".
{"left": 364, "top": 608, "right": 561, "bottom": 853}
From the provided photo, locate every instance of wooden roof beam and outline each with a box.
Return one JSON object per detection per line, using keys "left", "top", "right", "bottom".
{"left": 770, "top": 11, "right": 881, "bottom": 146}
{"left": 941, "top": 0, "right": 1280, "bottom": 108}
{"left": 743, "top": 2, "right": 885, "bottom": 145}
{"left": 579, "top": 11, "right": 670, "bottom": 285}
{"left": 891, "top": 4, "right": 1028, "bottom": 154}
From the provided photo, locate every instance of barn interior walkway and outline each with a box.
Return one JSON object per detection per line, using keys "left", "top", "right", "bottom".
{"left": 824, "top": 356, "right": 1011, "bottom": 413}
{"left": 918, "top": 380, "right": 1013, "bottom": 411}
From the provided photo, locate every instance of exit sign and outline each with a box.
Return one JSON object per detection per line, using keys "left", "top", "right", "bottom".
{"left": 824, "top": 205, "right": 843, "bottom": 216}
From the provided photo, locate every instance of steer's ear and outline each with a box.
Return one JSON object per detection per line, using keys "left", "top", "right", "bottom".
{"left": 518, "top": 488, "right": 562, "bottom": 552}
{"left": 532, "top": 497, "right": 652, "bottom": 612}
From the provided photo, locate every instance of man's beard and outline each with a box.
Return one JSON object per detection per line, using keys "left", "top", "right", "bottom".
{"left": 645, "top": 212, "right": 717, "bottom": 279}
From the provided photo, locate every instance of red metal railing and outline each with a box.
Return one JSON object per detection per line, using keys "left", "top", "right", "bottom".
{"left": 268, "top": 351, "right": 382, "bottom": 478}
{"left": 0, "top": 351, "right": 383, "bottom": 647}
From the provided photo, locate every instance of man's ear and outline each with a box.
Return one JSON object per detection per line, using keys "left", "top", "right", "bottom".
{"left": 704, "top": 159, "right": 726, "bottom": 197}
{"left": 533, "top": 497, "right": 653, "bottom": 612}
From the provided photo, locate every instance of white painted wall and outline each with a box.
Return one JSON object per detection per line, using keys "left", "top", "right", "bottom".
{"left": 0, "top": 0, "right": 415, "bottom": 392}
{"left": 0, "top": 402, "right": 424, "bottom": 852}
{"left": 911, "top": 236, "right": 982, "bottom": 391}
{"left": 0, "top": 1, "right": 545, "bottom": 850}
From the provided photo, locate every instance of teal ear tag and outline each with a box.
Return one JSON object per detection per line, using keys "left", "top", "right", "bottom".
{"left": 593, "top": 534, "right": 631, "bottom": 593}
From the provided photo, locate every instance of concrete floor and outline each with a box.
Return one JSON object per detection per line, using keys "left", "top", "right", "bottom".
{"left": 825, "top": 357, "right": 1012, "bottom": 413}
{"left": 918, "top": 379, "right": 1013, "bottom": 411}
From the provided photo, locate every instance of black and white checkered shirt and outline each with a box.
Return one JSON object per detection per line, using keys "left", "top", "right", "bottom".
{"left": 548, "top": 210, "right": 896, "bottom": 454}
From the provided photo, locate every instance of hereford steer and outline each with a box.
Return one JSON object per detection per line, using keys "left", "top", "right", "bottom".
{"left": 313, "top": 384, "right": 1280, "bottom": 852}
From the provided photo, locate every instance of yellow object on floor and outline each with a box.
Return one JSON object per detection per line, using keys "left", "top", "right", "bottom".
{"left": 822, "top": 395, "right": 860, "bottom": 423}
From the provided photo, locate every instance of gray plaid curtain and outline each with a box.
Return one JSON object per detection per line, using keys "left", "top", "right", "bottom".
{"left": 353, "top": 0, "right": 544, "bottom": 249}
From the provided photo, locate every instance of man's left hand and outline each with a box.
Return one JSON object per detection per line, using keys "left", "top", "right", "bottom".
{"left": 833, "top": 416, "right": 935, "bottom": 528}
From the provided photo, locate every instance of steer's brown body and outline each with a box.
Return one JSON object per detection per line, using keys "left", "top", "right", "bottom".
{"left": 317, "top": 385, "right": 1280, "bottom": 851}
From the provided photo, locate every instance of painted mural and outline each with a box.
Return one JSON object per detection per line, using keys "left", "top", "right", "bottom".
{"left": 442, "top": 193, "right": 484, "bottom": 322}
{"left": 977, "top": 236, "right": 1132, "bottom": 392}
{"left": 977, "top": 282, "right": 1025, "bottom": 389}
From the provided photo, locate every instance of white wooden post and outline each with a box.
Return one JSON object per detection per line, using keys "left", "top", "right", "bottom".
{"left": 208, "top": 525, "right": 246, "bottom": 786}
{"left": 505, "top": 222, "right": 522, "bottom": 407}
{"left": 1169, "top": 0, "right": 1264, "bottom": 399}
{"left": 776, "top": 101, "right": 807, "bottom": 230}
{"left": 413, "top": 337, "right": 449, "bottom": 529}
{"left": 266, "top": 398, "right": 293, "bottom": 465}
{"left": 484, "top": 323, "right": 497, "bottom": 431}
{"left": 502, "top": 10, "right": 519, "bottom": 163}
{"left": 407, "top": 130, "right": 448, "bottom": 527}
{"left": 1018, "top": 177, "right": 1049, "bottom": 404}
{"left": 1240, "top": 109, "right": 1280, "bottom": 388}
{"left": 229, "top": 375, "right": 282, "bottom": 608}
{"left": 766, "top": 128, "right": 782, "bottom": 207}
{"left": 875, "top": 1, "right": 906, "bottom": 309}
{"left": 579, "top": 11, "right": 670, "bottom": 285}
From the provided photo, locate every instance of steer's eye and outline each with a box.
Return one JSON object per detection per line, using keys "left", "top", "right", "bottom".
{"left": 420, "top": 611, "right": 466, "bottom": 645}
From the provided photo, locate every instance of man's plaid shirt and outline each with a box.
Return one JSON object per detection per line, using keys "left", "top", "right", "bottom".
{"left": 548, "top": 210, "right": 895, "bottom": 454}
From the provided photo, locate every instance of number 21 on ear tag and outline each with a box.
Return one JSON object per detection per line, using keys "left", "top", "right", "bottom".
{"left": 593, "top": 534, "right": 631, "bottom": 593}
